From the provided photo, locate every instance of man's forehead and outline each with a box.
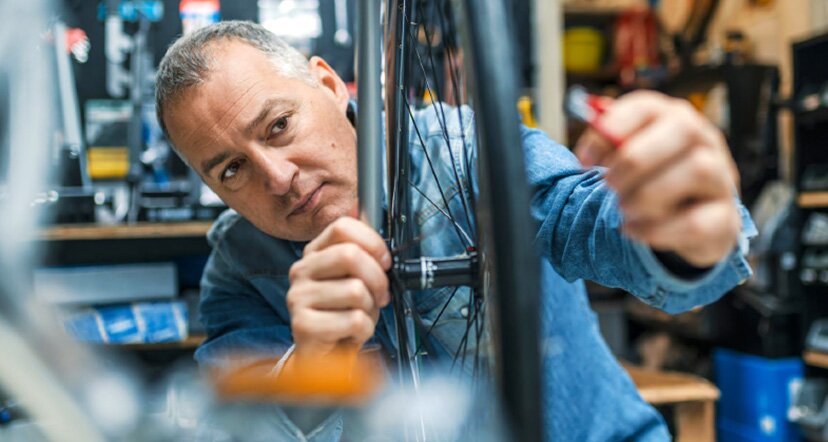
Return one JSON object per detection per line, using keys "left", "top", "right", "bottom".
{"left": 167, "top": 78, "right": 262, "bottom": 151}
{"left": 206, "top": 39, "right": 283, "bottom": 76}
{"left": 164, "top": 41, "right": 313, "bottom": 158}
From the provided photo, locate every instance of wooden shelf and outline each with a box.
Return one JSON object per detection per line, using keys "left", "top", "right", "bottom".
{"left": 106, "top": 334, "right": 206, "bottom": 350}
{"left": 798, "top": 192, "right": 828, "bottom": 208}
{"left": 38, "top": 221, "right": 213, "bottom": 241}
{"left": 564, "top": 5, "right": 623, "bottom": 15}
{"left": 804, "top": 350, "right": 828, "bottom": 369}
{"left": 625, "top": 364, "right": 720, "bottom": 405}
{"left": 566, "top": 67, "right": 620, "bottom": 86}
{"left": 624, "top": 364, "right": 719, "bottom": 442}
{"left": 796, "top": 107, "right": 828, "bottom": 126}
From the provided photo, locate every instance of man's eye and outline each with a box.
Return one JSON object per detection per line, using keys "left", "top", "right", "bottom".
{"left": 269, "top": 116, "right": 290, "bottom": 138}
{"left": 221, "top": 160, "right": 243, "bottom": 182}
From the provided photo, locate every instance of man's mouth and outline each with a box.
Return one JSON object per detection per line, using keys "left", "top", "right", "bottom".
{"left": 289, "top": 184, "right": 324, "bottom": 217}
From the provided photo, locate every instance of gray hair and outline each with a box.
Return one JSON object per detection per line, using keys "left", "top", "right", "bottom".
{"left": 155, "top": 20, "right": 314, "bottom": 143}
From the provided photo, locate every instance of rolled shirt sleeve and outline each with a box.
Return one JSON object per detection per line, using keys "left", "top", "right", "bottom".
{"left": 513, "top": 125, "right": 754, "bottom": 313}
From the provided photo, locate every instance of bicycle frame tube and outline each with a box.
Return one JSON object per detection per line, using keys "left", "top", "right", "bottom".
{"left": 356, "top": 0, "right": 383, "bottom": 231}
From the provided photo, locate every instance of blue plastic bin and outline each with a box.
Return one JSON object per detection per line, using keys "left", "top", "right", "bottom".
{"left": 714, "top": 348, "right": 804, "bottom": 442}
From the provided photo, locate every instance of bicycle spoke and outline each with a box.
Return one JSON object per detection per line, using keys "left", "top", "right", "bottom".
{"left": 459, "top": 292, "right": 477, "bottom": 372}
{"left": 473, "top": 292, "right": 487, "bottom": 378}
{"left": 432, "top": 5, "right": 476, "bottom": 213}
{"left": 405, "top": 291, "right": 439, "bottom": 359}
{"left": 389, "top": 148, "right": 402, "bottom": 239}
{"left": 417, "top": 3, "right": 474, "bottom": 200}
{"left": 405, "top": 9, "right": 475, "bottom": 238}
{"left": 450, "top": 285, "right": 477, "bottom": 373}
{"left": 403, "top": 96, "right": 471, "bottom": 249}
{"left": 409, "top": 181, "right": 474, "bottom": 247}
{"left": 394, "top": 0, "right": 492, "bottom": 391}
{"left": 413, "top": 285, "right": 460, "bottom": 356}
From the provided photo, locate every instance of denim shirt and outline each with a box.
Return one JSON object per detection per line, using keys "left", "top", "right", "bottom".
{"left": 195, "top": 104, "right": 755, "bottom": 441}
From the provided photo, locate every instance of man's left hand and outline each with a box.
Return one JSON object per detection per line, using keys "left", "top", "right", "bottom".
{"left": 574, "top": 91, "right": 742, "bottom": 268}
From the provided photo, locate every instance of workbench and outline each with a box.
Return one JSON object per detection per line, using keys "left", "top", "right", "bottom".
{"left": 625, "top": 365, "right": 720, "bottom": 442}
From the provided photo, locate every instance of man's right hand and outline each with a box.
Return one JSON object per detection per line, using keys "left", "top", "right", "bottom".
{"left": 286, "top": 217, "right": 391, "bottom": 361}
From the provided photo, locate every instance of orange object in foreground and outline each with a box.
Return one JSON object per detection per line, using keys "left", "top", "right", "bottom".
{"left": 211, "top": 348, "right": 386, "bottom": 405}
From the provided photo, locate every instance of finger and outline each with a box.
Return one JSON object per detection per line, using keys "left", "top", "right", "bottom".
{"left": 289, "top": 243, "right": 390, "bottom": 306}
{"left": 624, "top": 200, "right": 740, "bottom": 267}
{"left": 291, "top": 308, "right": 377, "bottom": 347}
{"left": 604, "top": 114, "right": 708, "bottom": 197}
{"left": 597, "top": 90, "right": 675, "bottom": 140}
{"left": 702, "top": 127, "right": 741, "bottom": 189}
{"left": 304, "top": 217, "right": 391, "bottom": 269}
{"left": 288, "top": 278, "right": 375, "bottom": 313}
{"left": 619, "top": 148, "right": 731, "bottom": 223}
{"left": 593, "top": 95, "right": 616, "bottom": 112}
{"left": 578, "top": 91, "right": 671, "bottom": 164}
{"left": 574, "top": 128, "right": 616, "bottom": 168}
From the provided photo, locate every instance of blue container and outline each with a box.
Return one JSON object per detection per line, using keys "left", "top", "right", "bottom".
{"left": 714, "top": 348, "right": 804, "bottom": 442}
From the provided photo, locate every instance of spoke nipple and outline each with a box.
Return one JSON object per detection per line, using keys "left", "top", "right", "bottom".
{"left": 400, "top": 215, "right": 407, "bottom": 223}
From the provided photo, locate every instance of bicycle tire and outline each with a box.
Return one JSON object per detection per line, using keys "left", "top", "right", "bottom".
{"left": 380, "top": 0, "right": 543, "bottom": 440}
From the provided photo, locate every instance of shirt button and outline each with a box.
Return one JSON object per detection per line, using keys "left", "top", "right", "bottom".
{"left": 460, "top": 306, "right": 469, "bottom": 318}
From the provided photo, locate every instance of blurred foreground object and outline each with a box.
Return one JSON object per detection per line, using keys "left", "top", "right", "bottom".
{"left": 213, "top": 349, "right": 385, "bottom": 405}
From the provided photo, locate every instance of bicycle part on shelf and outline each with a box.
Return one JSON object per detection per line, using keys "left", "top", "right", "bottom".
{"left": 807, "top": 319, "right": 828, "bottom": 353}
{"left": 334, "top": 0, "right": 352, "bottom": 46}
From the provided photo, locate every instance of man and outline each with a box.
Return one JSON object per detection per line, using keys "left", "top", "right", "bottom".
{"left": 156, "top": 20, "right": 754, "bottom": 440}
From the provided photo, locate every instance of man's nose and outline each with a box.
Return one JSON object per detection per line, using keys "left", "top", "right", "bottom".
{"left": 252, "top": 151, "right": 297, "bottom": 196}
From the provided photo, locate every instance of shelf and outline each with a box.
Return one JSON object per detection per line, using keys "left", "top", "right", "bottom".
{"left": 796, "top": 107, "right": 828, "bottom": 126}
{"left": 804, "top": 350, "right": 828, "bottom": 369}
{"left": 38, "top": 221, "right": 213, "bottom": 241}
{"left": 106, "top": 334, "right": 206, "bottom": 350}
{"left": 564, "top": 5, "right": 623, "bottom": 16}
{"left": 623, "top": 363, "right": 719, "bottom": 441}
{"left": 624, "top": 364, "right": 720, "bottom": 405}
{"left": 566, "top": 68, "right": 620, "bottom": 86}
{"left": 798, "top": 192, "right": 828, "bottom": 208}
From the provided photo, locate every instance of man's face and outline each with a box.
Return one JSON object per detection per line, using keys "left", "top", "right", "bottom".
{"left": 165, "top": 40, "right": 357, "bottom": 241}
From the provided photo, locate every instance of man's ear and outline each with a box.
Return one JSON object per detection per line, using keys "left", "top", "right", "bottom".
{"left": 308, "top": 56, "right": 350, "bottom": 111}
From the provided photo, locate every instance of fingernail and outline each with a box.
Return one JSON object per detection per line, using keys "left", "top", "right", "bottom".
{"left": 381, "top": 252, "right": 392, "bottom": 269}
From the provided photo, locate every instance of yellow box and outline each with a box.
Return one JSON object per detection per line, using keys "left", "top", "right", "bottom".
{"left": 87, "top": 147, "right": 129, "bottom": 180}
{"left": 563, "top": 27, "right": 605, "bottom": 73}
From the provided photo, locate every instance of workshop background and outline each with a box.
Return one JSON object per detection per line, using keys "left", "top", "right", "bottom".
{"left": 3, "top": 0, "right": 828, "bottom": 441}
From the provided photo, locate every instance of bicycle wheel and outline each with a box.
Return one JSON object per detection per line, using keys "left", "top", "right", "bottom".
{"left": 380, "top": 0, "right": 543, "bottom": 440}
